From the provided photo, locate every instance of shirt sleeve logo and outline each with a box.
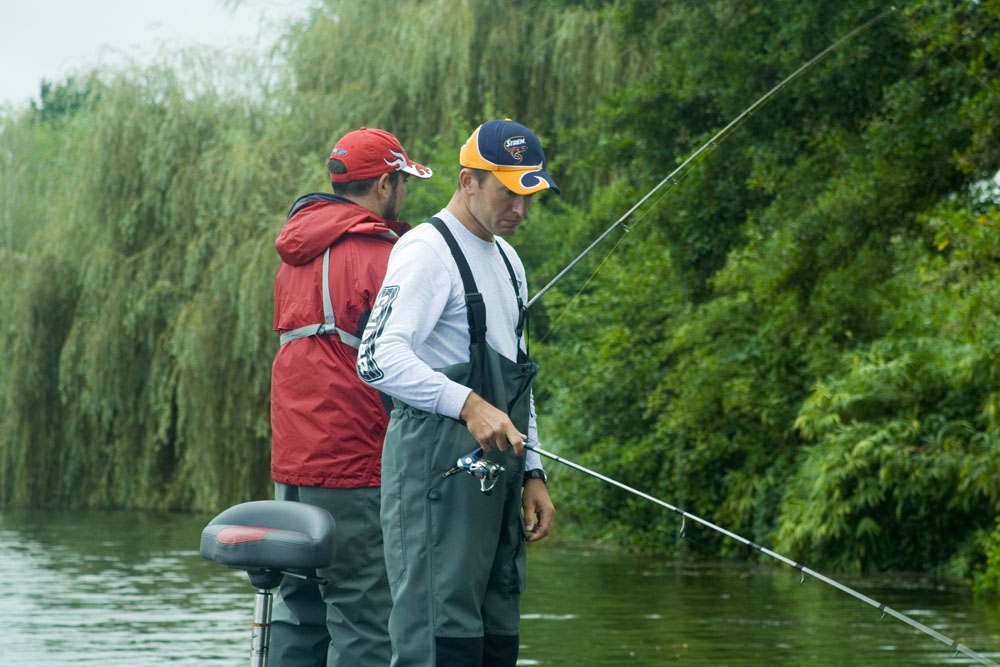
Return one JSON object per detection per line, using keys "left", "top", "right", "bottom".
{"left": 357, "top": 285, "right": 400, "bottom": 383}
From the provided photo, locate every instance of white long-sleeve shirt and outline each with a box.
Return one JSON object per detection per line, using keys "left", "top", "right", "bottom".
{"left": 357, "top": 208, "right": 543, "bottom": 471}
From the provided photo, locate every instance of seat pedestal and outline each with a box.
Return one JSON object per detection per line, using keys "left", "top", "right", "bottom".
{"left": 200, "top": 500, "right": 336, "bottom": 667}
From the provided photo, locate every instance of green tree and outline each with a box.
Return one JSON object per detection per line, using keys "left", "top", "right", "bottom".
{"left": 532, "top": 0, "right": 1000, "bottom": 574}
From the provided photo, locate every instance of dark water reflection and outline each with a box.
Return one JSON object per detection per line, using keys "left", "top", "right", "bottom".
{"left": 521, "top": 546, "right": 1000, "bottom": 665}
{"left": 2, "top": 508, "right": 999, "bottom": 666}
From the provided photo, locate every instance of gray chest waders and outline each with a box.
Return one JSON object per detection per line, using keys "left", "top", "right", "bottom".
{"left": 380, "top": 218, "right": 536, "bottom": 667}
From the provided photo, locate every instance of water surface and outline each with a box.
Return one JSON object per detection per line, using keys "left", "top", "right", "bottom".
{"left": 1, "top": 509, "right": 998, "bottom": 665}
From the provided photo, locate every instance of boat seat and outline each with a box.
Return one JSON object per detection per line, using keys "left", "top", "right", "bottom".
{"left": 200, "top": 500, "right": 335, "bottom": 574}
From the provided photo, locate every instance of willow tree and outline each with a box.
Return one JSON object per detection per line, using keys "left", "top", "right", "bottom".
{"left": 0, "top": 0, "right": 655, "bottom": 511}
{"left": 1, "top": 70, "right": 289, "bottom": 510}
{"left": 278, "top": 0, "right": 657, "bottom": 206}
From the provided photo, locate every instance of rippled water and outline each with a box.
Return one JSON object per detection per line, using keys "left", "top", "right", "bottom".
{"left": 0, "top": 509, "right": 247, "bottom": 665}
{"left": 1, "top": 508, "right": 999, "bottom": 666}
{"left": 521, "top": 548, "right": 1000, "bottom": 666}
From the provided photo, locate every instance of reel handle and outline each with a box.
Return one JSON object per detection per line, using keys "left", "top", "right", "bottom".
{"left": 457, "top": 448, "right": 505, "bottom": 495}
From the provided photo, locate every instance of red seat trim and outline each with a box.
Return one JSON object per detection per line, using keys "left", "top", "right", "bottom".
{"left": 215, "top": 526, "right": 278, "bottom": 544}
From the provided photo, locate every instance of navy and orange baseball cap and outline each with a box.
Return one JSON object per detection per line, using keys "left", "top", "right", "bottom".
{"left": 329, "top": 127, "right": 432, "bottom": 183}
{"left": 459, "top": 119, "right": 559, "bottom": 195}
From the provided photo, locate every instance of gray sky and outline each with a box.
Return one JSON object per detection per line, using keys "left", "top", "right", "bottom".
{"left": 0, "top": 0, "right": 309, "bottom": 109}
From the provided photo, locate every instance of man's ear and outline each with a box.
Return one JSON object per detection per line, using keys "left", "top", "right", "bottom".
{"left": 376, "top": 172, "right": 394, "bottom": 199}
{"left": 458, "top": 168, "right": 478, "bottom": 195}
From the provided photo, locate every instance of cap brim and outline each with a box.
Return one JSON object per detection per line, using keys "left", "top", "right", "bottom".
{"left": 492, "top": 167, "right": 560, "bottom": 195}
{"left": 400, "top": 159, "right": 433, "bottom": 179}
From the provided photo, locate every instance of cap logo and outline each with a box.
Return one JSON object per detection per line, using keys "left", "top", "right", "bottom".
{"left": 332, "top": 147, "right": 348, "bottom": 156}
{"left": 383, "top": 149, "right": 408, "bottom": 172}
{"left": 504, "top": 136, "right": 527, "bottom": 162}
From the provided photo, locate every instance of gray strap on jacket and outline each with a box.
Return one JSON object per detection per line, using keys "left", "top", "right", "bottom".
{"left": 279, "top": 246, "right": 363, "bottom": 349}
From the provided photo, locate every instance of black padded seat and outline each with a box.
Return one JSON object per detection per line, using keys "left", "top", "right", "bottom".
{"left": 200, "top": 500, "right": 335, "bottom": 572}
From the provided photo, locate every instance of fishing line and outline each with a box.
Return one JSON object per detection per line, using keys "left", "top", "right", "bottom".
{"left": 526, "top": 6, "right": 899, "bottom": 314}
{"left": 527, "top": 443, "right": 999, "bottom": 666}
{"left": 536, "top": 175, "right": 679, "bottom": 343}
{"left": 535, "top": 224, "right": 627, "bottom": 344}
{"left": 545, "top": 460, "right": 720, "bottom": 556}
{"left": 894, "top": 4, "right": 1000, "bottom": 93}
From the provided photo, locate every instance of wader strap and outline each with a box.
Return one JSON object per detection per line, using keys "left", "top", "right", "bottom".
{"left": 495, "top": 243, "right": 527, "bottom": 360}
{"left": 279, "top": 246, "right": 363, "bottom": 349}
{"left": 429, "top": 217, "right": 488, "bottom": 394}
{"left": 428, "top": 218, "right": 487, "bottom": 346}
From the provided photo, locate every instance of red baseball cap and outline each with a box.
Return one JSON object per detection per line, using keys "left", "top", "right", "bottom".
{"left": 329, "top": 127, "right": 432, "bottom": 182}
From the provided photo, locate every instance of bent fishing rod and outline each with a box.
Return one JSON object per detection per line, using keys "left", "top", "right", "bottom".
{"left": 526, "top": 443, "right": 999, "bottom": 666}
{"left": 526, "top": 6, "right": 897, "bottom": 311}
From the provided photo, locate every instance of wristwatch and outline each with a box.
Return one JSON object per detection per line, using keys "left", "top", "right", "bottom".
{"left": 523, "top": 468, "right": 547, "bottom": 485}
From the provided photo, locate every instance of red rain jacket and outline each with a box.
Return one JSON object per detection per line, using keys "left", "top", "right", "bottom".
{"left": 270, "top": 193, "right": 409, "bottom": 488}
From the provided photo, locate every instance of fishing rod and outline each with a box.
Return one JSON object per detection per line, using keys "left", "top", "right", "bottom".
{"left": 526, "top": 444, "right": 999, "bottom": 666}
{"left": 526, "top": 6, "right": 898, "bottom": 311}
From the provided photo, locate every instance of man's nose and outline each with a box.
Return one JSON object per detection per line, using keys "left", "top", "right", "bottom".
{"left": 512, "top": 195, "right": 529, "bottom": 217}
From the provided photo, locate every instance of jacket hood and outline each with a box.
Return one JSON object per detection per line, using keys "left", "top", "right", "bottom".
{"left": 275, "top": 192, "right": 411, "bottom": 266}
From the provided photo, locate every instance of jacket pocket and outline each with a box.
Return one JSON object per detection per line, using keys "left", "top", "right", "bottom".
{"left": 380, "top": 470, "right": 407, "bottom": 587}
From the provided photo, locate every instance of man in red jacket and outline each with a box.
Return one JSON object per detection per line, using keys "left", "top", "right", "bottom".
{"left": 269, "top": 127, "right": 432, "bottom": 667}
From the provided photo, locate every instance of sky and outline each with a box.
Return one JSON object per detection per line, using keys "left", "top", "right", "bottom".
{"left": 0, "top": 0, "right": 310, "bottom": 109}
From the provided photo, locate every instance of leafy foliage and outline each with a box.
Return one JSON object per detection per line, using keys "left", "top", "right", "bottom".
{"left": 529, "top": 0, "right": 1000, "bottom": 584}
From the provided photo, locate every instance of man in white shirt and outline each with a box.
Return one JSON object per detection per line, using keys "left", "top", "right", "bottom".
{"left": 357, "top": 119, "right": 557, "bottom": 667}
